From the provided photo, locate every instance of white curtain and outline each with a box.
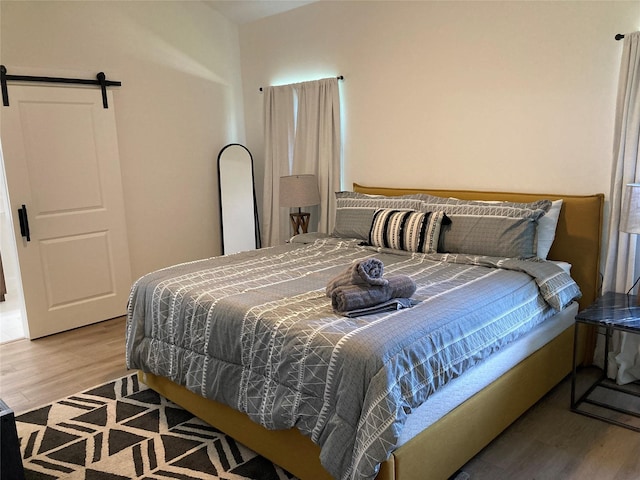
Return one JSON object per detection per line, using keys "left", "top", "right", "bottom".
{"left": 598, "top": 31, "right": 640, "bottom": 385}
{"left": 262, "top": 78, "right": 341, "bottom": 247}
{"left": 262, "top": 85, "right": 296, "bottom": 247}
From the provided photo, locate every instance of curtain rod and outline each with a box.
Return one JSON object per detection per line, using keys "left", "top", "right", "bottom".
{"left": 259, "top": 76, "right": 343, "bottom": 92}
{"left": 615, "top": 34, "right": 625, "bottom": 40}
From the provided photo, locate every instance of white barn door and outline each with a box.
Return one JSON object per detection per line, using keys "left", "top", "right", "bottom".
{"left": 1, "top": 85, "right": 132, "bottom": 339}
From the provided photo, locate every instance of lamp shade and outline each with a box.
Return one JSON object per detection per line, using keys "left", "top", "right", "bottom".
{"left": 279, "top": 174, "right": 320, "bottom": 208}
{"left": 620, "top": 183, "right": 640, "bottom": 234}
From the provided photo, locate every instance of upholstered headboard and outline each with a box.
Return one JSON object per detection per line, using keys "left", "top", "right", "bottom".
{"left": 353, "top": 183, "right": 605, "bottom": 361}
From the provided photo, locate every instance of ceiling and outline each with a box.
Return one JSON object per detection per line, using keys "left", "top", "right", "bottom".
{"left": 207, "top": 1, "right": 317, "bottom": 25}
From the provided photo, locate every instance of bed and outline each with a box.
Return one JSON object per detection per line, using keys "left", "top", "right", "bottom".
{"left": 126, "top": 183, "right": 604, "bottom": 480}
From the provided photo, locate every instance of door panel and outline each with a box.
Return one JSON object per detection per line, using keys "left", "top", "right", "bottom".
{"left": 21, "top": 101, "right": 104, "bottom": 213}
{"left": 1, "top": 85, "right": 132, "bottom": 338}
{"left": 40, "top": 231, "right": 115, "bottom": 308}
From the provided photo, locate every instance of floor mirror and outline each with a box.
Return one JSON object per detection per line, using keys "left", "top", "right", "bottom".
{"left": 217, "top": 144, "right": 261, "bottom": 255}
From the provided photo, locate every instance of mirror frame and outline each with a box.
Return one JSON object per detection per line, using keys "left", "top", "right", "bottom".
{"left": 217, "top": 144, "right": 261, "bottom": 254}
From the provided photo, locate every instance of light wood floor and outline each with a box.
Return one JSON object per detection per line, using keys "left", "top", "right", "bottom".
{"left": 1, "top": 316, "right": 638, "bottom": 479}
{"left": 0, "top": 316, "right": 130, "bottom": 413}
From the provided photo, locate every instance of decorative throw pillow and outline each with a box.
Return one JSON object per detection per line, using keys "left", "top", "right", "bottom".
{"left": 332, "top": 191, "right": 425, "bottom": 240}
{"left": 368, "top": 209, "right": 449, "bottom": 253}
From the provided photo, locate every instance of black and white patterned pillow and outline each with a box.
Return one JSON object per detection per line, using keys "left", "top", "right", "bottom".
{"left": 369, "top": 209, "right": 449, "bottom": 254}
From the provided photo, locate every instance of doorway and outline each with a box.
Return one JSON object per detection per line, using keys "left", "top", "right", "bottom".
{"left": 0, "top": 141, "right": 27, "bottom": 343}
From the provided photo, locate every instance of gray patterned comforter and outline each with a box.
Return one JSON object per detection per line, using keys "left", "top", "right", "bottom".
{"left": 125, "top": 234, "right": 580, "bottom": 480}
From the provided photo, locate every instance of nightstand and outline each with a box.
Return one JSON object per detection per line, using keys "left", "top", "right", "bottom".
{"left": 571, "top": 291, "right": 640, "bottom": 432}
{"left": 0, "top": 399, "right": 25, "bottom": 480}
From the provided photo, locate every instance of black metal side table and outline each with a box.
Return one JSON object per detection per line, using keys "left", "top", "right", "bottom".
{"left": 571, "top": 291, "right": 640, "bottom": 432}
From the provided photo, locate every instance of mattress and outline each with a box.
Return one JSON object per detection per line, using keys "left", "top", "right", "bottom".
{"left": 398, "top": 301, "right": 577, "bottom": 445}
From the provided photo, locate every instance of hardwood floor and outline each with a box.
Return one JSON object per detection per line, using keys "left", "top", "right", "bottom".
{"left": 1, "top": 317, "right": 638, "bottom": 479}
{"left": 461, "top": 371, "right": 640, "bottom": 479}
{"left": 0, "top": 316, "right": 129, "bottom": 413}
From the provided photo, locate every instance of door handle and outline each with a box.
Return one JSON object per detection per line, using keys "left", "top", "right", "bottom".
{"left": 17, "top": 204, "right": 30, "bottom": 242}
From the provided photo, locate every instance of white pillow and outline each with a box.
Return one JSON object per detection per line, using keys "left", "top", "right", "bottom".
{"left": 550, "top": 260, "right": 572, "bottom": 274}
{"left": 537, "top": 200, "right": 563, "bottom": 259}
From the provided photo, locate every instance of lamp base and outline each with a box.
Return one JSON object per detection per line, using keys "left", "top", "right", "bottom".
{"left": 289, "top": 212, "right": 310, "bottom": 235}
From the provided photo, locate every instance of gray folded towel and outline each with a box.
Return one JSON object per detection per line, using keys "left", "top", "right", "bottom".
{"left": 342, "top": 298, "right": 417, "bottom": 318}
{"left": 326, "top": 258, "right": 388, "bottom": 297}
{"left": 386, "top": 274, "right": 417, "bottom": 299}
{"left": 331, "top": 275, "right": 417, "bottom": 314}
{"left": 331, "top": 284, "right": 393, "bottom": 313}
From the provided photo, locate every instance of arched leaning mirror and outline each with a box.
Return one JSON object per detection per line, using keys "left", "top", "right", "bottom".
{"left": 217, "top": 144, "right": 261, "bottom": 255}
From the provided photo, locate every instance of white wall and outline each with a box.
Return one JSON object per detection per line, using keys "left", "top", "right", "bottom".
{"left": 3, "top": 0, "right": 638, "bottom": 282}
{"left": 240, "top": 1, "right": 640, "bottom": 204}
{"left": 1, "top": 0, "right": 245, "bottom": 279}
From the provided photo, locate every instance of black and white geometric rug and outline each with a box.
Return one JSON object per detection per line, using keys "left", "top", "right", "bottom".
{"left": 16, "top": 374, "right": 297, "bottom": 479}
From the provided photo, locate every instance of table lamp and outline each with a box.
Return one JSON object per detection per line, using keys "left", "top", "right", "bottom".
{"left": 620, "top": 183, "right": 640, "bottom": 304}
{"left": 279, "top": 174, "right": 320, "bottom": 235}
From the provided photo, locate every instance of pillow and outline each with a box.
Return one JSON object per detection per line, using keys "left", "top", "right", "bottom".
{"left": 332, "top": 191, "right": 424, "bottom": 240}
{"left": 537, "top": 199, "right": 563, "bottom": 259}
{"left": 550, "top": 260, "right": 572, "bottom": 274}
{"left": 369, "top": 209, "right": 448, "bottom": 253}
{"left": 418, "top": 196, "right": 552, "bottom": 258}
{"left": 459, "top": 198, "right": 562, "bottom": 259}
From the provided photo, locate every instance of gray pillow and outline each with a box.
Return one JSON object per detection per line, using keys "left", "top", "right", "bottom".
{"left": 332, "top": 191, "right": 424, "bottom": 240}
{"left": 418, "top": 196, "right": 551, "bottom": 258}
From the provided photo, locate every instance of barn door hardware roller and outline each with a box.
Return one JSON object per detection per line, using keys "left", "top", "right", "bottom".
{"left": 0, "top": 65, "right": 121, "bottom": 108}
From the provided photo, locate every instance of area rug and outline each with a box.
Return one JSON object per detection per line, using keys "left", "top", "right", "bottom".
{"left": 16, "top": 374, "right": 297, "bottom": 479}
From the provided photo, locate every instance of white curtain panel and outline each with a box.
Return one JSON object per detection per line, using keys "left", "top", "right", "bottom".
{"left": 263, "top": 78, "right": 341, "bottom": 246}
{"left": 293, "top": 79, "right": 341, "bottom": 236}
{"left": 599, "top": 31, "right": 640, "bottom": 385}
{"left": 262, "top": 85, "right": 296, "bottom": 247}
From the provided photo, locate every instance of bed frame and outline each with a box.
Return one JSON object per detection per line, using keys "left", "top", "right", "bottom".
{"left": 139, "top": 184, "right": 604, "bottom": 480}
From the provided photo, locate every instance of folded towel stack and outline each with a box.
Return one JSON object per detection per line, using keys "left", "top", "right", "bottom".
{"left": 326, "top": 259, "right": 416, "bottom": 316}
{"left": 325, "top": 257, "right": 388, "bottom": 296}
